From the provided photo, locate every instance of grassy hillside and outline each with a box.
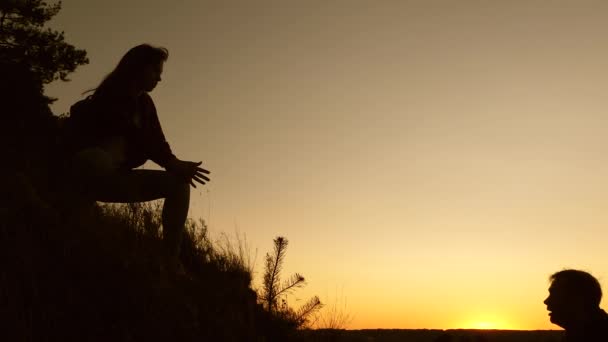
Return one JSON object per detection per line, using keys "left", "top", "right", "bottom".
{"left": 1, "top": 200, "right": 299, "bottom": 341}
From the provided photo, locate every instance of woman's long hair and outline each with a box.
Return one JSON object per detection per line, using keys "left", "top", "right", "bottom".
{"left": 87, "top": 44, "right": 168, "bottom": 98}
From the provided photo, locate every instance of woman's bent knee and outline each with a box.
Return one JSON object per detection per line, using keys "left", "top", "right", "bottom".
{"left": 164, "top": 172, "right": 190, "bottom": 198}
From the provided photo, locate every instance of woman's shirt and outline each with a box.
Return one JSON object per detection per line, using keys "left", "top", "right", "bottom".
{"left": 65, "top": 92, "right": 177, "bottom": 170}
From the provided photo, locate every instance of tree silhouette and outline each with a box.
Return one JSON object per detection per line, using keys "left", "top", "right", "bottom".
{"left": 0, "top": 0, "right": 88, "bottom": 103}
{"left": 0, "top": 1, "right": 88, "bottom": 213}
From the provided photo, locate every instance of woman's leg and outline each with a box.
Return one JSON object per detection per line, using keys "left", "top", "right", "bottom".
{"left": 71, "top": 148, "right": 190, "bottom": 260}
{"left": 93, "top": 169, "right": 190, "bottom": 260}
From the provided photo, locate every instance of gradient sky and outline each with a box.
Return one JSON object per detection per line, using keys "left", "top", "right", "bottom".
{"left": 44, "top": 0, "right": 608, "bottom": 330}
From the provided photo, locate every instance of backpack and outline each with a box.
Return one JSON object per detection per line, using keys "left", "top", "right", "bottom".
{"left": 60, "top": 95, "right": 100, "bottom": 155}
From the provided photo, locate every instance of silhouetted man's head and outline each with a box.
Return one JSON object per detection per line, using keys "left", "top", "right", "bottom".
{"left": 544, "top": 269, "right": 602, "bottom": 330}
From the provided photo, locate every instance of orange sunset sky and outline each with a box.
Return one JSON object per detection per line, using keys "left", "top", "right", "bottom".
{"left": 45, "top": 0, "right": 608, "bottom": 330}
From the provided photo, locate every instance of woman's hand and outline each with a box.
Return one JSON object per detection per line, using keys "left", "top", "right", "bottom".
{"left": 166, "top": 159, "right": 211, "bottom": 188}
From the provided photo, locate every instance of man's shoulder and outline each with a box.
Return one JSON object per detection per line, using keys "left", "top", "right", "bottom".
{"left": 599, "top": 308, "right": 608, "bottom": 323}
{"left": 592, "top": 309, "right": 608, "bottom": 338}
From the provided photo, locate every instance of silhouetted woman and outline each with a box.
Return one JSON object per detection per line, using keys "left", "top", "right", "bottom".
{"left": 66, "top": 44, "right": 210, "bottom": 272}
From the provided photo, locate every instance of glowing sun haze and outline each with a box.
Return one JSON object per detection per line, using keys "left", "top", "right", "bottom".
{"left": 45, "top": 1, "right": 608, "bottom": 330}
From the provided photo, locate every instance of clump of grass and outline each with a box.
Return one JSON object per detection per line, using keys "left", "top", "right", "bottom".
{"left": 314, "top": 289, "right": 354, "bottom": 330}
{"left": 212, "top": 230, "right": 256, "bottom": 281}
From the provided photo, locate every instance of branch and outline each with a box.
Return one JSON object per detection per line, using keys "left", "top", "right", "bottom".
{"left": 263, "top": 253, "right": 276, "bottom": 310}
{"left": 0, "top": 41, "right": 20, "bottom": 48}
{"left": 276, "top": 273, "right": 305, "bottom": 298}
{"left": 269, "top": 237, "right": 288, "bottom": 305}
{"left": 296, "top": 296, "right": 323, "bottom": 327}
